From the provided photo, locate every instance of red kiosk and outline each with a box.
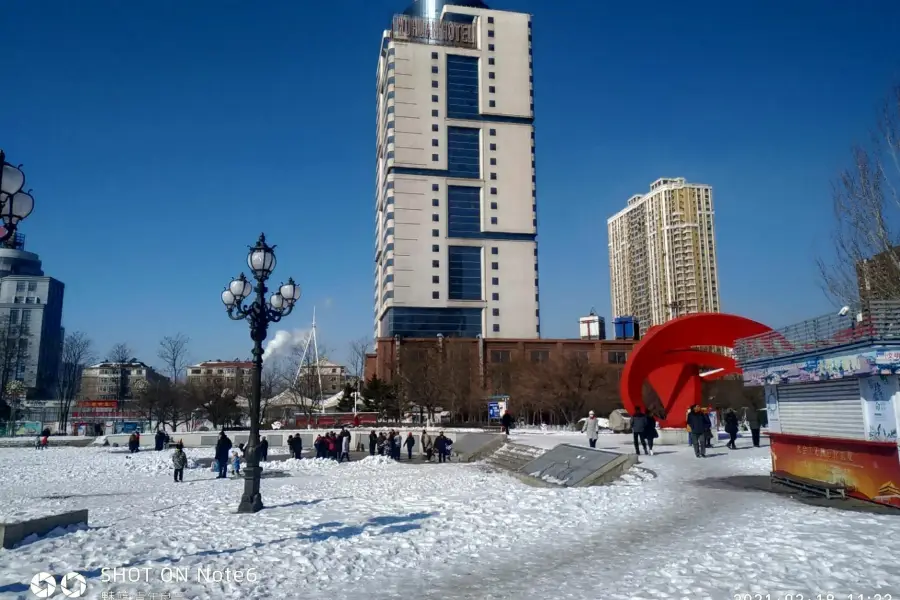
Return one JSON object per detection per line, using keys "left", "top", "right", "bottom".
{"left": 735, "top": 302, "right": 900, "bottom": 507}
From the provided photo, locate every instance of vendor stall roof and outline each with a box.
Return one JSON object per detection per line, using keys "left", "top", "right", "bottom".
{"left": 734, "top": 300, "right": 900, "bottom": 365}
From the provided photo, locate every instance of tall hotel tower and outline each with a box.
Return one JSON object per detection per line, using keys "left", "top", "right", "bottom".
{"left": 607, "top": 178, "right": 721, "bottom": 330}
{"left": 374, "top": 0, "right": 538, "bottom": 339}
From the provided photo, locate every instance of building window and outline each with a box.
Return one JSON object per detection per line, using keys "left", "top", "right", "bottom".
{"left": 490, "top": 173, "right": 497, "bottom": 180}
{"left": 489, "top": 86, "right": 495, "bottom": 93}
{"left": 432, "top": 229, "right": 440, "bottom": 237}
{"left": 530, "top": 350, "right": 549, "bottom": 363}
{"left": 16, "top": 282, "right": 26, "bottom": 292}
{"left": 490, "top": 350, "right": 510, "bottom": 363}
{"left": 432, "top": 198, "right": 439, "bottom": 206}
{"left": 432, "top": 81, "right": 439, "bottom": 88}
{"left": 488, "top": 44, "right": 495, "bottom": 51}
{"left": 490, "top": 157, "right": 496, "bottom": 166}
{"left": 446, "top": 54, "right": 479, "bottom": 119}
{"left": 432, "top": 275, "right": 440, "bottom": 284}
{"left": 432, "top": 214, "right": 440, "bottom": 222}
{"left": 447, "top": 126, "right": 480, "bottom": 178}
{"left": 432, "top": 66, "right": 439, "bottom": 74}
{"left": 488, "top": 57, "right": 495, "bottom": 65}
{"left": 432, "top": 245, "right": 440, "bottom": 252}
{"left": 489, "top": 100, "right": 496, "bottom": 107}
{"left": 490, "top": 143, "right": 497, "bottom": 151}
{"left": 492, "top": 292, "right": 499, "bottom": 300}
{"left": 489, "top": 128, "right": 496, "bottom": 136}
{"left": 491, "top": 277, "right": 499, "bottom": 285}
{"left": 608, "top": 351, "right": 627, "bottom": 365}
{"left": 492, "top": 308, "right": 500, "bottom": 316}
{"left": 490, "top": 189, "right": 497, "bottom": 196}
{"left": 432, "top": 95, "right": 439, "bottom": 102}
{"left": 433, "top": 184, "right": 440, "bottom": 191}
{"left": 433, "top": 291, "right": 440, "bottom": 299}
{"left": 490, "top": 216, "right": 498, "bottom": 225}
{"left": 432, "top": 139, "right": 439, "bottom": 146}
{"left": 487, "top": 16, "right": 494, "bottom": 23}
{"left": 491, "top": 247, "right": 498, "bottom": 255}
{"left": 383, "top": 307, "right": 482, "bottom": 337}
{"left": 432, "top": 154, "right": 439, "bottom": 161}
{"left": 27, "top": 282, "right": 36, "bottom": 291}
{"left": 431, "top": 51, "right": 439, "bottom": 59}
{"left": 432, "top": 260, "right": 440, "bottom": 268}
{"left": 491, "top": 262, "right": 499, "bottom": 270}
{"left": 488, "top": 72, "right": 495, "bottom": 79}
{"left": 448, "top": 246, "right": 482, "bottom": 300}
{"left": 432, "top": 124, "right": 439, "bottom": 132}
{"left": 488, "top": 30, "right": 494, "bottom": 37}
{"left": 448, "top": 186, "right": 481, "bottom": 237}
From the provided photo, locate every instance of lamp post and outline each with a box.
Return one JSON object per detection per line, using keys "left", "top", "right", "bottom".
{"left": 0, "top": 150, "right": 36, "bottom": 248}
{"left": 221, "top": 233, "right": 301, "bottom": 513}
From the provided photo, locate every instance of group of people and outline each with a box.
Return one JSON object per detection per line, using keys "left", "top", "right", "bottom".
{"left": 314, "top": 430, "right": 352, "bottom": 461}
{"left": 208, "top": 431, "right": 271, "bottom": 479}
{"left": 582, "top": 409, "right": 659, "bottom": 455}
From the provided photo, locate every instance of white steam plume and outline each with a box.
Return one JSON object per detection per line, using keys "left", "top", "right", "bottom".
{"left": 262, "top": 329, "right": 309, "bottom": 362}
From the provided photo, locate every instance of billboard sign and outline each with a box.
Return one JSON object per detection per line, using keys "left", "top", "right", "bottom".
{"left": 391, "top": 14, "right": 476, "bottom": 48}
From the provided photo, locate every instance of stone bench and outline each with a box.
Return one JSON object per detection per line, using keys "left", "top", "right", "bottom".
{"left": 0, "top": 509, "right": 89, "bottom": 549}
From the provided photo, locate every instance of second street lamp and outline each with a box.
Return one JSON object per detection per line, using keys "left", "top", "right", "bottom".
{"left": 222, "top": 233, "right": 301, "bottom": 513}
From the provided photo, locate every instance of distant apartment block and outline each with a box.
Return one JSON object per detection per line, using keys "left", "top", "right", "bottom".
{"left": 608, "top": 178, "right": 720, "bottom": 330}
{"left": 78, "top": 359, "right": 165, "bottom": 402}
{"left": 187, "top": 360, "right": 254, "bottom": 393}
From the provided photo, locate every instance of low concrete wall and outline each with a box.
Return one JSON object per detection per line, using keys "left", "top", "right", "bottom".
{"left": 577, "top": 453, "right": 639, "bottom": 487}
{"left": 0, "top": 509, "right": 88, "bottom": 549}
{"left": 657, "top": 428, "right": 690, "bottom": 445}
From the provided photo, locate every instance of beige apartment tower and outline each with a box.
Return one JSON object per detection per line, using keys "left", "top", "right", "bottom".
{"left": 607, "top": 178, "right": 720, "bottom": 330}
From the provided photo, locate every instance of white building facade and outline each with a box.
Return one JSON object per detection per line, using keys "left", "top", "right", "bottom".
{"left": 607, "top": 178, "right": 721, "bottom": 330}
{"left": 374, "top": 0, "right": 539, "bottom": 339}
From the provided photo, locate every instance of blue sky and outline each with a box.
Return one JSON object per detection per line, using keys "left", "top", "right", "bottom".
{"left": 4, "top": 0, "right": 900, "bottom": 368}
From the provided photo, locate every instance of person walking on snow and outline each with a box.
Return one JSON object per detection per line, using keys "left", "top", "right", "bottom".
{"left": 630, "top": 407, "right": 651, "bottom": 455}
{"left": 501, "top": 410, "right": 513, "bottom": 435}
{"left": 421, "top": 430, "right": 434, "bottom": 461}
{"left": 686, "top": 405, "right": 709, "bottom": 458}
{"left": 215, "top": 431, "right": 232, "bottom": 478}
{"left": 745, "top": 405, "right": 762, "bottom": 447}
{"left": 582, "top": 410, "right": 600, "bottom": 448}
{"left": 405, "top": 432, "right": 415, "bottom": 460}
{"left": 369, "top": 430, "right": 378, "bottom": 456}
{"left": 172, "top": 442, "right": 187, "bottom": 482}
{"left": 339, "top": 432, "right": 351, "bottom": 462}
{"left": 724, "top": 408, "right": 739, "bottom": 449}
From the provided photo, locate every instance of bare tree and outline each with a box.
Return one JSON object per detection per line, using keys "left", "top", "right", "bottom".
{"left": 397, "top": 345, "right": 441, "bottom": 423}
{"left": 155, "top": 381, "right": 199, "bottom": 432}
{"left": 439, "top": 342, "right": 477, "bottom": 423}
{"left": 260, "top": 357, "right": 287, "bottom": 423}
{"left": 817, "top": 84, "right": 900, "bottom": 305}
{"left": 108, "top": 342, "right": 132, "bottom": 406}
{"left": 348, "top": 337, "right": 370, "bottom": 382}
{"left": 158, "top": 333, "right": 190, "bottom": 382}
{"left": 0, "top": 316, "right": 30, "bottom": 415}
{"left": 188, "top": 380, "right": 242, "bottom": 429}
{"left": 56, "top": 332, "right": 95, "bottom": 431}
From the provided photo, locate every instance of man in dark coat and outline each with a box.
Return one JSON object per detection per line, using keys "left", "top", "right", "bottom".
{"left": 630, "top": 408, "right": 649, "bottom": 455}
{"left": 686, "top": 405, "right": 709, "bottom": 458}
{"left": 501, "top": 411, "right": 513, "bottom": 435}
{"left": 746, "top": 406, "right": 762, "bottom": 447}
{"left": 215, "top": 431, "right": 232, "bottom": 478}
{"left": 155, "top": 430, "right": 166, "bottom": 452}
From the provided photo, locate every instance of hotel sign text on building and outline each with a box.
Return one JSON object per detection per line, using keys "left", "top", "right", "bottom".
{"left": 392, "top": 15, "right": 476, "bottom": 48}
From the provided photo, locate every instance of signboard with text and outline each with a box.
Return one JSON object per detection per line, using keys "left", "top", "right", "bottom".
{"left": 391, "top": 14, "right": 476, "bottom": 48}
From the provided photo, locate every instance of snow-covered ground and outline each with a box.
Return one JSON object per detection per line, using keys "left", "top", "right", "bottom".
{"left": 0, "top": 434, "right": 898, "bottom": 600}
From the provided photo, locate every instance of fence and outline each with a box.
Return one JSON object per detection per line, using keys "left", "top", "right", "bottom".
{"left": 734, "top": 301, "right": 900, "bottom": 363}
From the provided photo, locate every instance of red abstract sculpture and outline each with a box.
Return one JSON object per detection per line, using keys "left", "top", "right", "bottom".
{"left": 619, "top": 313, "right": 773, "bottom": 429}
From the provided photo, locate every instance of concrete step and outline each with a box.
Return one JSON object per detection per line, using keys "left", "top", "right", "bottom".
{"left": 483, "top": 443, "right": 547, "bottom": 474}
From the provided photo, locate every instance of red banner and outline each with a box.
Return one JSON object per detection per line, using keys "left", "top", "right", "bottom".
{"left": 770, "top": 433, "right": 900, "bottom": 507}
{"left": 295, "top": 413, "right": 378, "bottom": 428}
{"left": 77, "top": 400, "right": 119, "bottom": 408}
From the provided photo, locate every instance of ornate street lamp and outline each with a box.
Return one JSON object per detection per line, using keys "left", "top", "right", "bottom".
{"left": 0, "top": 150, "right": 35, "bottom": 248}
{"left": 221, "top": 233, "right": 301, "bottom": 513}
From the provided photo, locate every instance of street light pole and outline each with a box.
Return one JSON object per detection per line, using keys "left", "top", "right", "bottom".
{"left": 221, "top": 233, "right": 301, "bottom": 513}
{"left": 0, "top": 150, "right": 36, "bottom": 249}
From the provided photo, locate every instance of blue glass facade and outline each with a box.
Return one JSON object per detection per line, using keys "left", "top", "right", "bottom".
{"left": 446, "top": 55, "right": 479, "bottom": 120}
{"left": 448, "top": 245, "right": 482, "bottom": 300}
{"left": 447, "top": 127, "right": 480, "bottom": 178}
{"left": 447, "top": 186, "right": 481, "bottom": 237}
{"left": 383, "top": 307, "right": 482, "bottom": 337}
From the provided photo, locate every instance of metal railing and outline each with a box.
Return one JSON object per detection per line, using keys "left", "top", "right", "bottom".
{"left": 733, "top": 301, "right": 900, "bottom": 364}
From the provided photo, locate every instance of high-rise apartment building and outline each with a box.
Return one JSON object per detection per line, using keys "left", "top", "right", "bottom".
{"left": 374, "top": 0, "right": 539, "bottom": 339}
{"left": 608, "top": 178, "right": 720, "bottom": 329}
{"left": 0, "top": 243, "right": 64, "bottom": 398}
